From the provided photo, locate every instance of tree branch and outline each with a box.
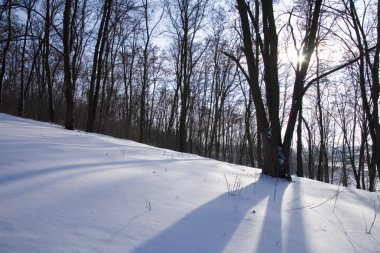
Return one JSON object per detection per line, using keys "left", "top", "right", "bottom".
{"left": 221, "top": 50, "right": 250, "bottom": 83}
{"left": 303, "top": 46, "right": 377, "bottom": 96}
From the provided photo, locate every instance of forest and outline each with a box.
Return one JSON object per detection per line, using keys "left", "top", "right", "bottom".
{"left": 0, "top": 0, "right": 379, "bottom": 191}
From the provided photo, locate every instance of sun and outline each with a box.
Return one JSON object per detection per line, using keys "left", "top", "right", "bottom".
{"left": 279, "top": 46, "right": 306, "bottom": 65}
{"left": 296, "top": 53, "right": 305, "bottom": 64}
{"left": 287, "top": 47, "right": 305, "bottom": 65}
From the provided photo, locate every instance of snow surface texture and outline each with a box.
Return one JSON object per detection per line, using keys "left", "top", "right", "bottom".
{"left": 0, "top": 113, "right": 379, "bottom": 253}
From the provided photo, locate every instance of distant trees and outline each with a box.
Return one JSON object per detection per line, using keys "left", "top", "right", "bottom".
{"left": 0, "top": 0, "right": 378, "bottom": 190}
{"left": 164, "top": 0, "right": 209, "bottom": 152}
{"left": 341, "top": 0, "right": 380, "bottom": 191}
{"left": 43, "top": 0, "right": 55, "bottom": 122}
{"left": 0, "top": 0, "right": 12, "bottom": 110}
{"left": 139, "top": 0, "right": 162, "bottom": 143}
{"left": 86, "top": 0, "right": 113, "bottom": 132}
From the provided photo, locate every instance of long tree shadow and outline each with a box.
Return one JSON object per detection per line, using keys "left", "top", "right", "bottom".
{"left": 132, "top": 175, "right": 308, "bottom": 253}
{"left": 283, "top": 179, "right": 309, "bottom": 252}
{"left": 132, "top": 190, "right": 253, "bottom": 253}
{"left": 254, "top": 177, "right": 308, "bottom": 252}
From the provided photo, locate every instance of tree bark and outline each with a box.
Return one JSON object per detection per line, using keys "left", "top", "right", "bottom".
{"left": 63, "top": 0, "right": 74, "bottom": 130}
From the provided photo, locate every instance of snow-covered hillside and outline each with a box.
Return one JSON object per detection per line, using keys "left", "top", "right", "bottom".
{"left": 0, "top": 113, "right": 379, "bottom": 253}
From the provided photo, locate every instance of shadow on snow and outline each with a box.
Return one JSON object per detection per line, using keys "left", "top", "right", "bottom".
{"left": 132, "top": 175, "right": 309, "bottom": 253}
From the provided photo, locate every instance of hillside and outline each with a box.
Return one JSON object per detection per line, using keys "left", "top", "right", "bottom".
{"left": 0, "top": 113, "right": 379, "bottom": 253}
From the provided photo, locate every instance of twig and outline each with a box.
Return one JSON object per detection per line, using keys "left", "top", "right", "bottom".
{"left": 310, "top": 190, "right": 343, "bottom": 209}
{"left": 333, "top": 184, "right": 341, "bottom": 212}
{"left": 285, "top": 203, "right": 314, "bottom": 211}
{"left": 224, "top": 174, "right": 242, "bottom": 196}
{"left": 362, "top": 210, "right": 368, "bottom": 233}
{"left": 146, "top": 200, "right": 152, "bottom": 211}
{"left": 368, "top": 201, "right": 380, "bottom": 234}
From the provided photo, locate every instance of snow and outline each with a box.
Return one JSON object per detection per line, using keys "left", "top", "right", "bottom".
{"left": 0, "top": 113, "right": 379, "bottom": 253}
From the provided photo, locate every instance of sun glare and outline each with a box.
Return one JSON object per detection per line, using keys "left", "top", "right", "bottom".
{"left": 279, "top": 47, "right": 305, "bottom": 65}
{"left": 296, "top": 53, "right": 305, "bottom": 64}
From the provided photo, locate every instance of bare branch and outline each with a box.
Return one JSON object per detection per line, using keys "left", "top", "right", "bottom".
{"left": 221, "top": 50, "right": 250, "bottom": 83}
{"left": 303, "top": 46, "right": 377, "bottom": 96}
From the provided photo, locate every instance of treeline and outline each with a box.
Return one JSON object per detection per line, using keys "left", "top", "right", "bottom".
{"left": 0, "top": 0, "right": 379, "bottom": 191}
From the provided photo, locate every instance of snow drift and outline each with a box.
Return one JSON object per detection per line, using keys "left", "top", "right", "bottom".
{"left": 0, "top": 113, "right": 379, "bottom": 253}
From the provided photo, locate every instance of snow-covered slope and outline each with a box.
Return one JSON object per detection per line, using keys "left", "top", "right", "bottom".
{"left": 0, "top": 113, "right": 379, "bottom": 253}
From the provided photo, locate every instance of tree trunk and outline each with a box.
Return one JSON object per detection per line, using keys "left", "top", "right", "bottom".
{"left": 296, "top": 107, "right": 303, "bottom": 177}
{"left": 234, "top": 0, "right": 290, "bottom": 180}
{"left": 44, "top": 0, "right": 55, "bottom": 122}
{"left": 342, "top": 143, "right": 348, "bottom": 187}
{"left": 178, "top": 8, "right": 190, "bottom": 152}
{"left": 302, "top": 116, "right": 314, "bottom": 179}
{"left": 87, "top": 0, "right": 113, "bottom": 132}
{"left": 359, "top": 118, "right": 367, "bottom": 190}
{"left": 18, "top": 2, "right": 34, "bottom": 116}
{"left": 0, "top": 0, "right": 12, "bottom": 110}
{"left": 63, "top": 0, "right": 74, "bottom": 130}
{"left": 139, "top": 0, "right": 151, "bottom": 143}
{"left": 283, "top": 0, "right": 323, "bottom": 174}
{"left": 245, "top": 94, "right": 255, "bottom": 167}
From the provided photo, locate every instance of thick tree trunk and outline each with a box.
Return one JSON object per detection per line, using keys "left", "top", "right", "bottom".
{"left": 234, "top": 0, "right": 290, "bottom": 180}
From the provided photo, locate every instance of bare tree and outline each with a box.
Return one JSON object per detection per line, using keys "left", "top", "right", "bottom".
{"left": 224, "top": 0, "right": 324, "bottom": 180}
{"left": 139, "top": 0, "right": 162, "bottom": 143}
{"left": 44, "top": 0, "right": 55, "bottom": 121}
{"left": 164, "top": 0, "right": 209, "bottom": 152}
{"left": 63, "top": 0, "right": 74, "bottom": 129}
{"left": 18, "top": 0, "right": 37, "bottom": 116}
{"left": 86, "top": 0, "right": 113, "bottom": 132}
{"left": 338, "top": 0, "right": 379, "bottom": 190}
